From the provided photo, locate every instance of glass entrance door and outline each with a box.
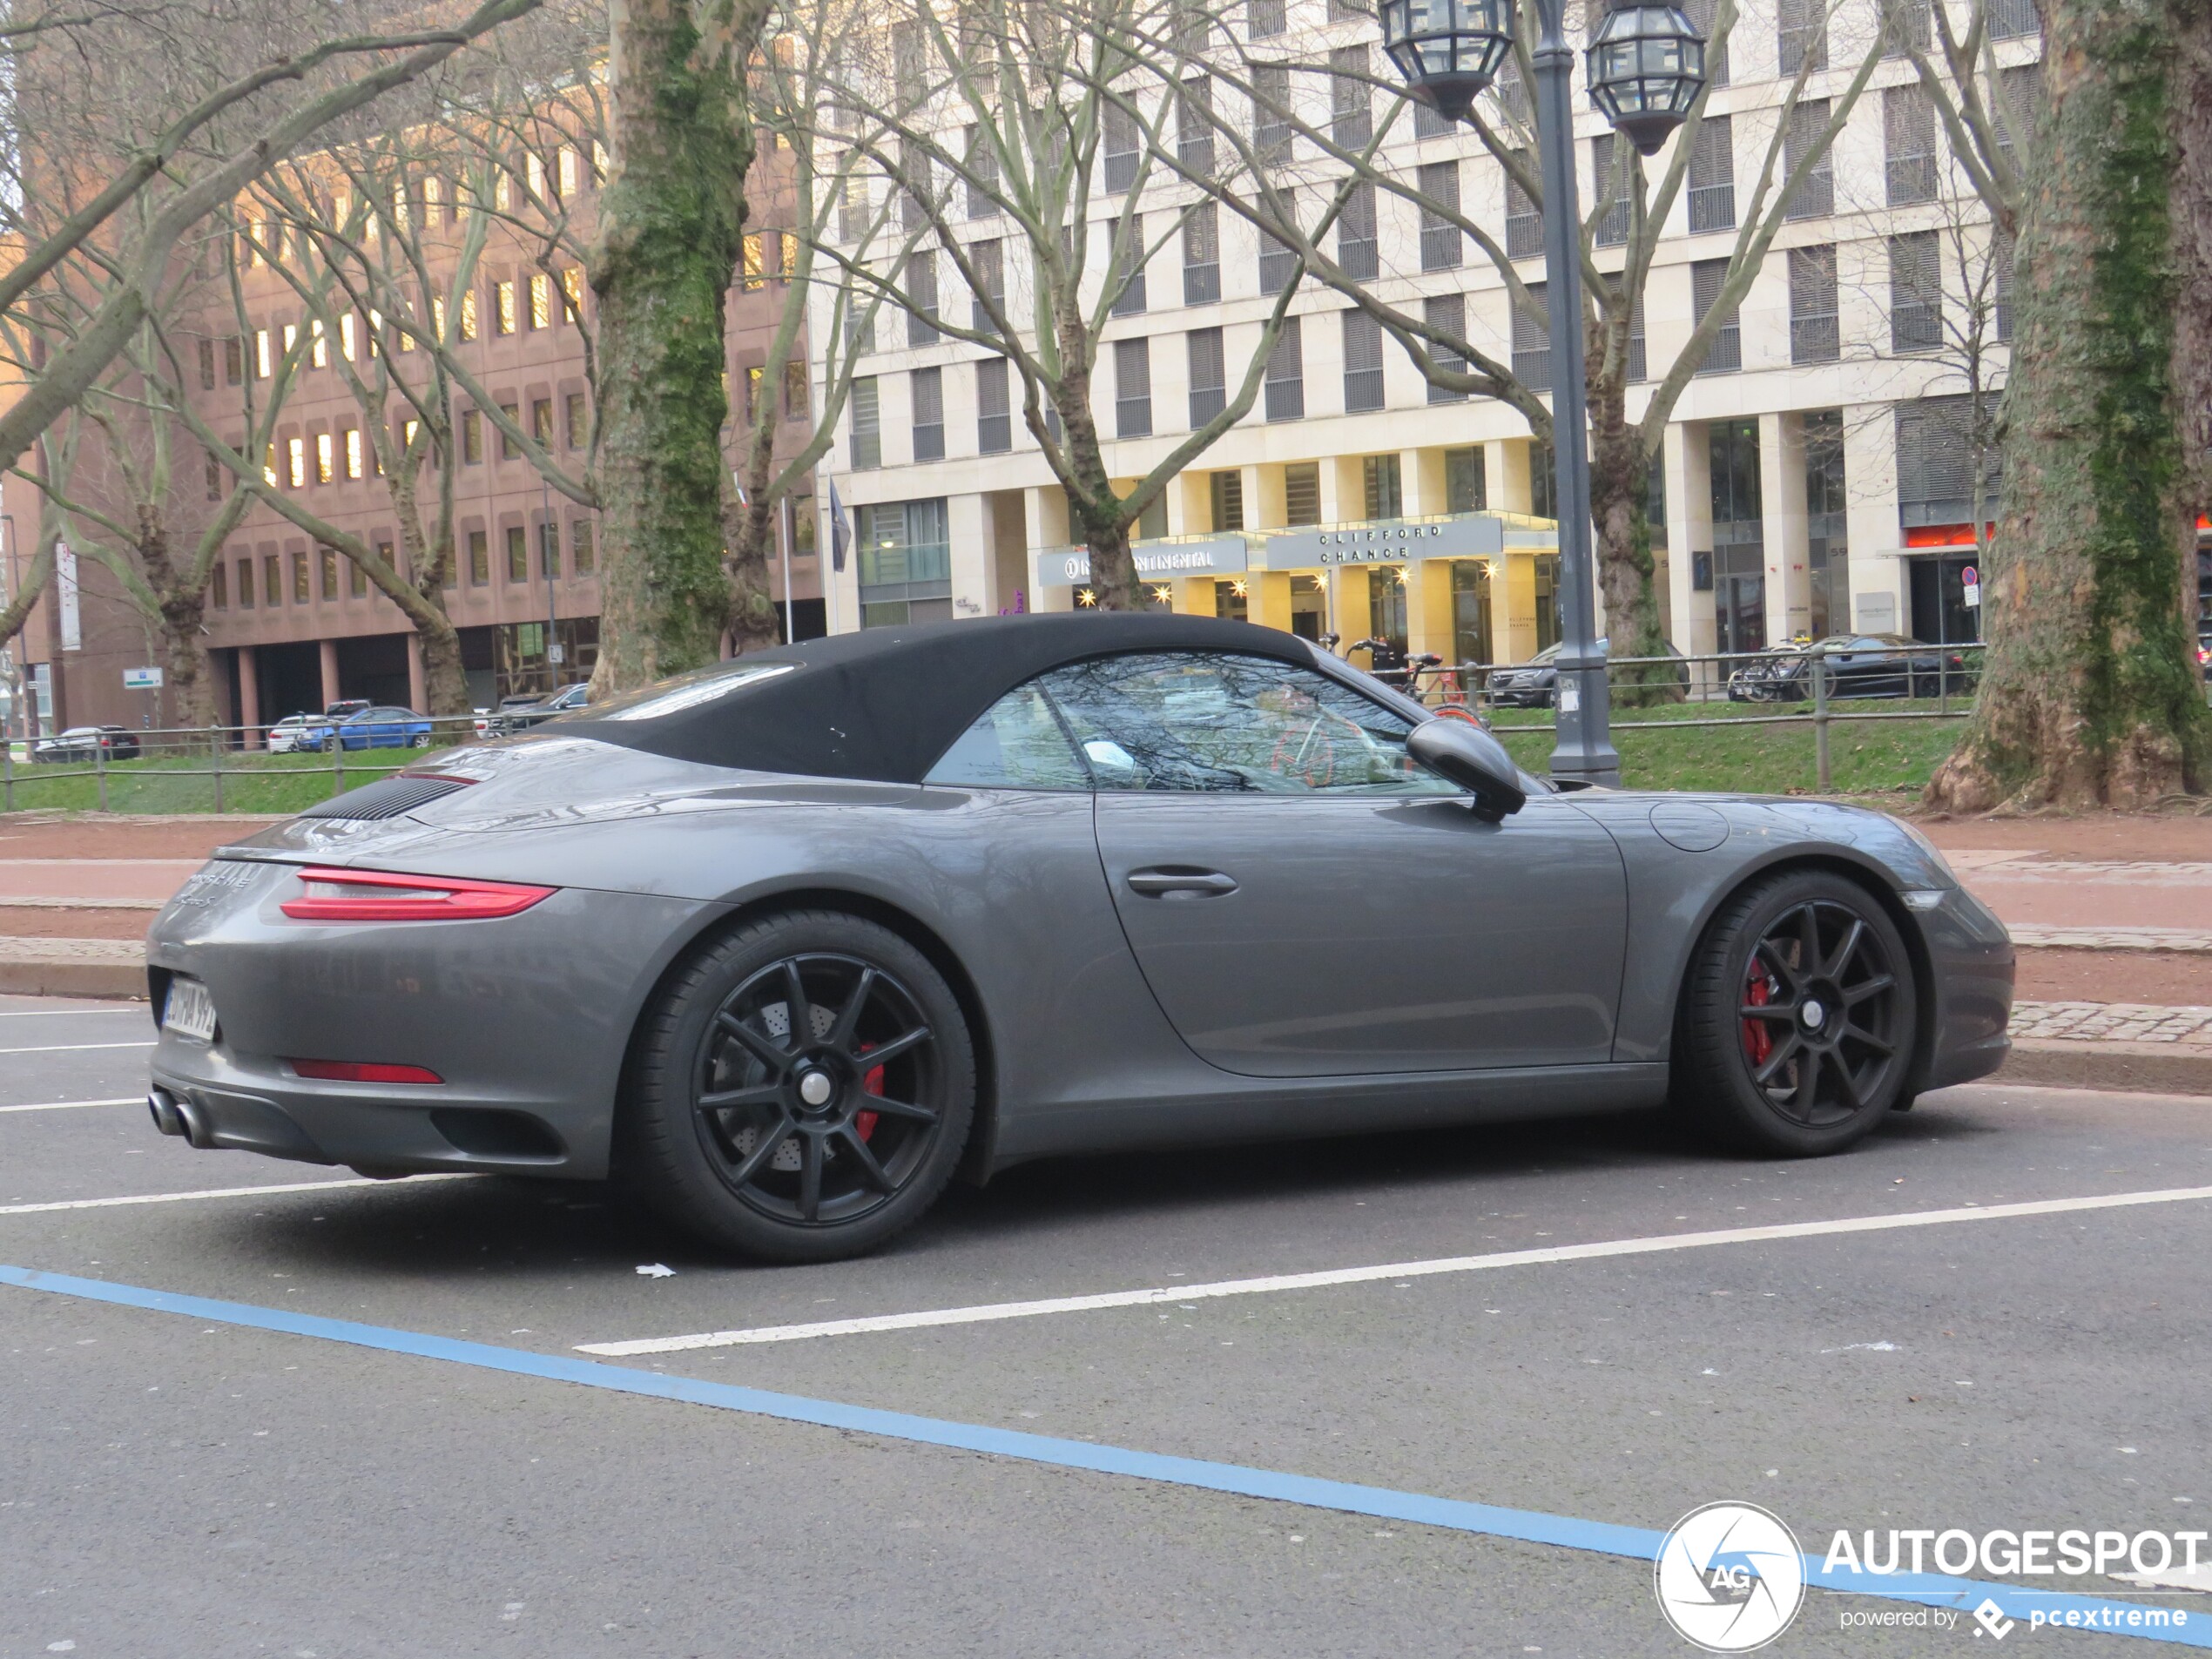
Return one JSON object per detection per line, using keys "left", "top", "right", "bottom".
{"left": 1716, "top": 573, "right": 1766, "bottom": 656}
{"left": 1909, "top": 555, "right": 1981, "bottom": 645}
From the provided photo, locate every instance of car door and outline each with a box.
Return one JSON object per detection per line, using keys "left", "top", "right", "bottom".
{"left": 1039, "top": 650, "right": 1629, "bottom": 1079}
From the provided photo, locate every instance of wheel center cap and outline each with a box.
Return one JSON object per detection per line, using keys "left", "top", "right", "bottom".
{"left": 1801, "top": 999, "right": 1827, "bottom": 1032}
{"left": 797, "top": 1069, "right": 835, "bottom": 1108}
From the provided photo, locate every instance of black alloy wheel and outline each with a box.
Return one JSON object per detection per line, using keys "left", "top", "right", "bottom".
{"left": 624, "top": 910, "right": 974, "bottom": 1262}
{"left": 1675, "top": 870, "right": 1918, "bottom": 1155}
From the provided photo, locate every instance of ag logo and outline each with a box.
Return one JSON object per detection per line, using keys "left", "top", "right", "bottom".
{"left": 1654, "top": 1501, "right": 1807, "bottom": 1652}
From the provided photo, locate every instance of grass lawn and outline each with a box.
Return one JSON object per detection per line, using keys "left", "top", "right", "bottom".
{"left": 0, "top": 743, "right": 455, "bottom": 816}
{"left": 1487, "top": 698, "right": 1967, "bottom": 796}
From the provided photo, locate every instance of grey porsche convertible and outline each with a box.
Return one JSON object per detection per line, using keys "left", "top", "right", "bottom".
{"left": 145, "top": 614, "right": 2013, "bottom": 1262}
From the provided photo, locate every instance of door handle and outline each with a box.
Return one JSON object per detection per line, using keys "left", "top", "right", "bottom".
{"left": 1127, "top": 867, "right": 1238, "bottom": 898}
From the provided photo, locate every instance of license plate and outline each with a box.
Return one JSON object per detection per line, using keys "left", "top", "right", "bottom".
{"left": 164, "top": 976, "right": 217, "bottom": 1042}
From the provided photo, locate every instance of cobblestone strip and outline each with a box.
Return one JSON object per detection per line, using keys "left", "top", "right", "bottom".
{"left": 0, "top": 935, "right": 145, "bottom": 964}
{"left": 2006, "top": 926, "right": 2212, "bottom": 953}
{"left": 2011, "top": 1001, "right": 2212, "bottom": 1043}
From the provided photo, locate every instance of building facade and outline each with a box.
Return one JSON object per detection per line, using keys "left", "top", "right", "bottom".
{"left": 809, "top": 0, "right": 2051, "bottom": 673}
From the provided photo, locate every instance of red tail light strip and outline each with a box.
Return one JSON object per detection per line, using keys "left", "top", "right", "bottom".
{"left": 279, "top": 866, "right": 556, "bottom": 922}
{"left": 288, "top": 1059, "right": 444, "bottom": 1085}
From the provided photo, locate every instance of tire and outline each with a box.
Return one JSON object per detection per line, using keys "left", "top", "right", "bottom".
{"left": 409, "top": 732, "right": 430, "bottom": 748}
{"left": 621, "top": 909, "right": 976, "bottom": 1263}
{"left": 1673, "top": 869, "right": 1917, "bottom": 1156}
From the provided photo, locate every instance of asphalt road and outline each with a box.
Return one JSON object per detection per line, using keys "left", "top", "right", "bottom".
{"left": 3, "top": 991, "right": 2209, "bottom": 1657}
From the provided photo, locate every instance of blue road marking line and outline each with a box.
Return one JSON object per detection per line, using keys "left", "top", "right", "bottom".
{"left": 3, "top": 1262, "right": 2204, "bottom": 1647}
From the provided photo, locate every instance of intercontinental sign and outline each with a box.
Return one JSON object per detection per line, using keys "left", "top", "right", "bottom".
{"left": 1031, "top": 515, "right": 1521, "bottom": 587}
{"left": 1033, "top": 535, "right": 1251, "bottom": 590}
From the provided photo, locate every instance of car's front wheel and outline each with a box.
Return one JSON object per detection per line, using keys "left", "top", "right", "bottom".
{"left": 1674, "top": 870, "right": 1917, "bottom": 1156}
{"left": 622, "top": 910, "right": 975, "bottom": 1263}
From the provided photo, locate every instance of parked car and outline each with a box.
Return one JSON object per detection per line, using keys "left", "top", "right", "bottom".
{"left": 323, "top": 698, "right": 372, "bottom": 721}
{"left": 265, "top": 714, "right": 315, "bottom": 754}
{"left": 1730, "top": 635, "right": 1979, "bottom": 702}
{"left": 31, "top": 725, "right": 140, "bottom": 763}
{"left": 147, "top": 615, "right": 2011, "bottom": 1264}
{"left": 493, "top": 682, "right": 590, "bottom": 735}
{"left": 1485, "top": 640, "right": 1689, "bottom": 708}
{"left": 295, "top": 706, "right": 435, "bottom": 752}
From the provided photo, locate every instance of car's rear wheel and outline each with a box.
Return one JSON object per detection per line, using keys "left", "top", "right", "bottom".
{"left": 1674, "top": 870, "right": 1916, "bottom": 1156}
{"left": 622, "top": 910, "right": 974, "bottom": 1263}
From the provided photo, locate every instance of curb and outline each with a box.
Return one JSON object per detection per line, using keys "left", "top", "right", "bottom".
{"left": 0, "top": 938, "right": 146, "bottom": 1001}
{"left": 1996, "top": 1038, "right": 2212, "bottom": 1097}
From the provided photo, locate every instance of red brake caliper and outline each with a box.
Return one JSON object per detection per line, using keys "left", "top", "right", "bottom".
{"left": 856, "top": 1045, "right": 883, "bottom": 1143}
{"left": 1742, "top": 959, "right": 1774, "bottom": 1066}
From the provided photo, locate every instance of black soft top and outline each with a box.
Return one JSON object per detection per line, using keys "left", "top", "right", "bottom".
{"left": 562, "top": 613, "right": 1335, "bottom": 784}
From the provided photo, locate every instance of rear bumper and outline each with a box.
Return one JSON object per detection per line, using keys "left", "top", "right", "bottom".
{"left": 145, "top": 860, "right": 716, "bottom": 1179}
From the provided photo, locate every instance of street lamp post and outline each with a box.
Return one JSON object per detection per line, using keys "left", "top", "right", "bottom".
{"left": 1380, "top": 0, "right": 1706, "bottom": 787}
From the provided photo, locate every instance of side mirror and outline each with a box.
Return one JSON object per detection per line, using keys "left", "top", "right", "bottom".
{"left": 1408, "top": 718, "right": 1527, "bottom": 821}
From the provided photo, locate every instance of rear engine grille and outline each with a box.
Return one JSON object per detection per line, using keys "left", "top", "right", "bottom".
{"left": 298, "top": 774, "right": 472, "bottom": 820}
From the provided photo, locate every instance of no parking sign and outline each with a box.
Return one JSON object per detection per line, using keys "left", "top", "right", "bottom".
{"left": 1962, "top": 564, "right": 1981, "bottom": 608}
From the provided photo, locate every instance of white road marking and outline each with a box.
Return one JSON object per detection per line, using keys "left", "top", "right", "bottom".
{"left": 0, "top": 1096, "right": 143, "bottom": 1115}
{"left": 0, "top": 1174, "right": 469, "bottom": 1216}
{"left": 0, "top": 1007, "right": 143, "bottom": 1017}
{"left": 0, "top": 1041, "right": 156, "bottom": 1055}
{"left": 578, "top": 1184, "right": 2212, "bottom": 1357}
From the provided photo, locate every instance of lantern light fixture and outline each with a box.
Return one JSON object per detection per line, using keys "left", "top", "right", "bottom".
{"left": 1585, "top": 2, "right": 1709, "bottom": 156}
{"left": 1378, "top": 0, "right": 1516, "bottom": 125}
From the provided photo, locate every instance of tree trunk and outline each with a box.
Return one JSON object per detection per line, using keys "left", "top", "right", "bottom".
{"left": 1588, "top": 389, "right": 1679, "bottom": 707}
{"left": 1925, "top": 0, "right": 2209, "bottom": 811}
{"left": 1049, "top": 316, "right": 1140, "bottom": 610}
{"left": 0, "top": 541, "right": 53, "bottom": 651}
{"left": 131, "top": 506, "right": 216, "bottom": 732}
{"left": 591, "top": 0, "right": 766, "bottom": 691}
{"left": 723, "top": 420, "right": 783, "bottom": 653}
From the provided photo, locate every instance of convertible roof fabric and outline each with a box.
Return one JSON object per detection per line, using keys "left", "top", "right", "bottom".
{"left": 562, "top": 613, "right": 1328, "bottom": 784}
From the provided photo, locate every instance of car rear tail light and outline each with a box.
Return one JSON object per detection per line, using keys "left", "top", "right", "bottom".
{"left": 279, "top": 866, "right": 555, "bottom": 922}
{"left": 288, "top": 1058, "right": 444, "bottom": 1084}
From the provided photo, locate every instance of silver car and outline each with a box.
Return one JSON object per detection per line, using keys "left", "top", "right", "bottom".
{"left": 145, "top": 615, "right": 2013, "bottom": 1262}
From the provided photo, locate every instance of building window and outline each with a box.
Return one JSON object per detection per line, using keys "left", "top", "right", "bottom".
{"left": 1890, "top": 230, "right": 1944, "bottom": 353}
{"left": 1113, "top": 339, "right": 1153, "bottom": 438}
{"left": 1362, "top": 454, "right": 1403, "bottom": 520}
{"left": 1426, "top": 293, "right": 1470, "bottom": 404}
{"left": 1990, "top": 0, "right": 2040, "bottom": 36}
{"left": 1778, "top": 0, "right": 1827, "bottom": 72}
{"left": 291, "top": 550, "right": 309, "bottom": 604}
{"left": 262, "top": 553, "right": 280, "bottom": 606}
{"left": 1264, "top": 317, "right": 1303, "bottom": 421}
{"left": 971, "top": 238, "right": 1004, "bottom": 332}
{"left": 1103, "top": 101, "right": 1139, "bottom": 193}
{"left": 1881, "top": 0, "right": 1932, "bottom": 55}
{"left": 1784, "top": 99, "right": 1836, "bottom": 219}
{"left": 1188, "top": 327, "right": 1227, "bottom": 427}
{"left": 224, "top": 337, "right": 244, "bottom": 385}
{"left": 462, "top": 408, "right": 483, "bottom": 465}
{"left": 565, "top": 393, "right": 589, "bottom": 448}
{"left": 211, "top": 561, "right": 227, "bottom": 608}
{"left": 1111, "top": 218, "right": 1147, "bottom": 316}
{"left": 540, "top": 518, "right": 560, "bottom": 579}
{"left": 233, "top": 556, "right": 253, "bottom": 609}
{"left": 1339, "top": 182, "right": 1379, "bottom": 280}
{"left": 1248, "top": 0, "right": 1285, "bottom": 37}
{"left": 907, "top": 251, "right": 939, "bottom": 347}
{"left": 1999, "top": 64, "right": 2045, "bottom": 158}
{"left": 912, "top": 366, "right": 946, "bottom": 462}
{"left": 977, "top": 356, "right": 1012, "bottom": 454}
{"left": 1446, "top": 447, "right": 1486, "bottom": 512}
{"left": 1896, "top": 395, "right": 2001, "bottom": 526}
{"left": 1343, "top": 311, "right": 1385, "bottom": 413}
{"left": 856, "top": 497, "right": 953, "bottom": 627}
{"left": 850, "top": 376, "right": 881, "bottom": 469}
{"left": 319, "top": 544, "right": 340, "bottom": 598}
{"left": 1283, "top": 460, "right": 1320, "bottom": 525}
{"left": 205, "top": 453, "right": 222, "bottom": 502}
{"left": 1885, "top": 84, "right": 1939, "bottom": 206}
{"left": 344, "top": 428, "right": 363, "bottom": 479}
{"left": 1628, "top": 288, "right": 1648, "bottom": 382}
{"left": 1415, "top": 102, "right": 1452, "bottom": 139}
{"left": 1505, "top": 153, "right": 1543, "bottom": 260}
{"left": 286, "top": 437, "right": 307, "bottom": 489}
{"left": 1252, "top": 65, "right": 1291, "bottom": 167}
{"left": 1177, "top": 75, "right": 1216, "bottom": 176}
{"left": 529, "top": 273, "right": 552, "bottom": 329}
{"left": 507, "top": 524, "right": 529, "bottom": 582}
{"left": 1258, "top": 226, "right": 1297, "bottom": 295}
{"left": 1709, "top": 417, "right": 1763, "bottom": 527}
{"left": 1211, "top": 469, "right": 1244, "bottom": 531}
{"left": 561, "top": 267, "right": 585, "bottom": 322}
{"left": 965, "top": 125, "right": 998, "bottom": 217}
{"left": 1790, "top": 245, "right": 1839, "bottom": 363}
{"left": 1184, "top": 204, "right": 1220, "bottom": 305}
{"left": 742, "top": 233, "right": 767, "bottom": 291}
{"left": 469, "top": 529, "right": 489, "bottom": 585}
{"left": 1512, "top": 284, "right": 1551, "bottom": 390}
{"left": 531, "top": 398, "right": 553, "bottom": 447}
{"left": 1688, "top": 115, "right": 1736, "bottom": 233}
{"left": 314, "top": 432, "right": 334, "bottom": 484}
{"left": 1683, "top": 0, "right": 1730, "bottom": 82}
{"left": 350, "top": 548, "right": 369, "bottom": 598}
{"left": 254, "top": 329, "right": 272, "bottom": 379}
{"left": 571, "top": 519, "right": 595, "bottom": 575}
{"left": 1331, "top": 45, "right": 1372, "bottom": 148}
{"left": 1591, "top": 135, "right": 1631, "bottom": 246}
{"left": 1692, "top": 259, "right": 1742, "bottom": 373}
{"left": 1994, "top": 226, "right": 2016, "bottom": 342}
{"left": 1417, "top": 160, "right": 1462, "bottom": 271}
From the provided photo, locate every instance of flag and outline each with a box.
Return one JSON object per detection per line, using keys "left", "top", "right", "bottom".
{"left": 828, "top": 481, "right": 851, "bottom": 574}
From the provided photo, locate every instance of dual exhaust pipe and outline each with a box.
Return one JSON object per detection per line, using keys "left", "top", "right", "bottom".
{"left": 146, "top": 1087, "right": 213, "bottom": 1150}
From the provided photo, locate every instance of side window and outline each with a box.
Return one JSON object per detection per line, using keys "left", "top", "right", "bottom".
{"left": 924, "top": 684, "right": 1091, "bottom": 790}
{"left": 1037, "top": 651, "right": 1459, "bottom": 795}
